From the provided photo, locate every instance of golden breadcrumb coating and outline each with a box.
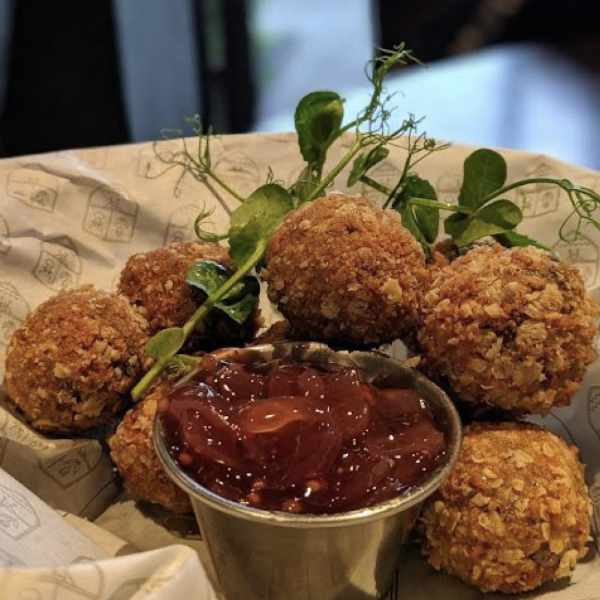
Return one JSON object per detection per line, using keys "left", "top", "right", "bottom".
{"left": 421, "top": 422, "right": 592, "bottom": 594}
{"left": 419, "top": 245, "right": 598, "bottom": 413}
{"left": 5, "top": 286, "right": 148, "bottom": 432}
{"left": 109, "top": 388, "right": 191, "bottom": 513}
{"left": 262, "top": 194, "right": 430, "bottom": 344}
{"left": 118, "top": 241, "right": 232, "bottom": 334}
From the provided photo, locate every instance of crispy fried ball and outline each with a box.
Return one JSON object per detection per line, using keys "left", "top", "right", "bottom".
{"left": 419, "top": 245, "right": 598, "bottom": 413}
{"left": 118, "top": 241, "right": 232, "bottom": 334}
{"left": 262, "top": 194, "right": 430, "bottom": 344}
{"left": 109, "top": 388, "right": 191, "bottom": 513}
{"left": 421, "top": 422, "right": 592, "bottom": 594}
{"left": 5, "top": 286, "right": 148, "bottom": 432}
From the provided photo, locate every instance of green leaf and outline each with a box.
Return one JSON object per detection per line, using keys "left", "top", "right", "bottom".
{"left": 444, "top": 212, "right": 469, "bottom": 238}
{"left": 294, "top": 91, "right": 344, "bottom": 166}
{"left": 145, "top": 327, "right": 185, "bottom": 360}
{"left": 406, "top": 176, "right": 439, "bottom": 243}
{"left": 493, "top": 231, "right": 550, "bottom": 251}
{"left": 186, "top": 260, "right": 259, "bottom": 324}
{"left": 229, "top": 221, "right": 263, "bottom": 268}
{"left": 229, "top": 183, "right": 294, "bottom": 268}
{"left": 392, "top": 175, "right": 439, "bottom": 243}
{"left": 401, "top": 204, "right": 430, "bottom": 255}
{"left": 459, "top": 149, "right": 507, "bottom": 210}
{"left": 454, "top": 199, "right": 523, "bottom": 247}
{"left": 347, "top": 146, "right": 389, "bottom": 187}
{"left": 220, "top": 292, "right": 259, "bottom": 324}
{"left": 187, "top": 260, "right": 230, "bottom": 296}
{"left": 230, "top": 184, "right": 293, "bottom": 239}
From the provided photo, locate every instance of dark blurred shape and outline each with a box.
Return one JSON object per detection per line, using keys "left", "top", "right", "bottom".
{"left": 0, "top": 0, "right": 255, "bottom": 157}
{"left": 194, "top": 0, "right": 255, "bottom": 133}
{"left": 376, "top": 1, "right": 479, "bottom": 62}
{"left": 1, "top": 0, "right": 600, "bottom": 163}
{"left": 0, "top": 1, "right": 130, "bottom": 156}
{"left": 376, "top": 1, "right": 600, "bottom": 64}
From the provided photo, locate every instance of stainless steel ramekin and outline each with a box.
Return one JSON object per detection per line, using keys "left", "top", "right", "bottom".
{"left": 154, "top": 342, "right": 461, "bottom": 600}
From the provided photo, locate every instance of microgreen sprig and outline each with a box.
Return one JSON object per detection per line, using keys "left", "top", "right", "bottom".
{"left": 359, "top": 143, "right": 600, "bottom": 254}
{"left": 290, "top": 44, "right": 421, "bottom": 205}
{"left": 133, "top": 181, "right": 293, "bottom": 399}
{"left": 132, "top": 45, "right": 419, "bottom": 399}
{"left": 145, "top": 116, "right": 245, "bottom": 206}
{"left": 131, "top": 240, "right": 266, "bottom": 400}
{"left": 133, "top": 43, "right": 600, "bottom": 399}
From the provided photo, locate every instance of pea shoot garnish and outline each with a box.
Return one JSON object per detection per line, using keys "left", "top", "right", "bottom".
{"left": 132, "top": 43, "right": 600, "bottom": 400}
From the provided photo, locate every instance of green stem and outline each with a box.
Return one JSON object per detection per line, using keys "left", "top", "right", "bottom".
{"left": 339, "top": 120, "right": 358, "bottom": 135}
{"left": 307, "top": 140, "right": 363, "bottom": 202}
{"left": 360, "top": 175, "right": 472, "bottom": 214}
{"left": 378, "top": 151, "right": 412, "bottom": 209}
{"left": 176, "top": 354, "right": 203, "bottom": 366}
{"left": 478, "top": 177, "right": 573, "bottom": 205}
{"left": 131, "top": 240, "right": 267, "bottom": 400}
{"left": 132, "top": 358, "right": 169, "bottom": 401}
{"left": 407, "top": 197, "right": 472, "bottom": 214}
{"left": 383, "top": 178, "right": 405, "bottom": 209}
{"left": 182, "top": 240, "right": 265, "bottom": 337}
{"left": 207, "top": 171, "right": 246, "bottom": 203}
{"left": 360, "top": 175, "right": 391, "bottom": 195}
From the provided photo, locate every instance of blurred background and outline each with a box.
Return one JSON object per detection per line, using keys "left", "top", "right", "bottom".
{"left": 0, "top": 0, "right": 599, "bottom": 167}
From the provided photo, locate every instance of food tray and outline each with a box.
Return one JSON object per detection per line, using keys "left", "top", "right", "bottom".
{"left": 0, "top": 133, "right": 598, "bottom": 599}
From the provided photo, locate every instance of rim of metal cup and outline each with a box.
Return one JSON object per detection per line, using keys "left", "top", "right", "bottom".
{"left": 154, "top": 342, "right": 462, "bottom": 529}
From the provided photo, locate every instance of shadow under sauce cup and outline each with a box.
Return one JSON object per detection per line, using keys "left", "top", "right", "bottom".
{"left": 154, "top": 342, "right": 462, "bottom": 600}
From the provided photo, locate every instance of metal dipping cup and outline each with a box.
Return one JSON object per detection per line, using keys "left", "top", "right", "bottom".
{"left": 154, "top": 342, "right": 462, "bottom": 600}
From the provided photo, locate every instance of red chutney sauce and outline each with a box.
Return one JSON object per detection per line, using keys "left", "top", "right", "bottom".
{"left": 159, "top": 357, "right": 447, "bottom": 514}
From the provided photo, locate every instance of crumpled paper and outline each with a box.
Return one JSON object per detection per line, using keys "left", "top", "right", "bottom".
{"left": 0, "top": 133, "right": 599, "bottom": 599}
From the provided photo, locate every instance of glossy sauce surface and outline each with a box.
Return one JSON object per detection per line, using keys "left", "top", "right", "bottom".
{"left": 160, "top": 357, "right": 446, "bottom": 514}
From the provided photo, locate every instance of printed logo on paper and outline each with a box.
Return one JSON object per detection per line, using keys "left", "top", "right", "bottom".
{"left": 83, "top": 186, "right": 138, "bottom": 243}
{"left": 513, "top": 163, "right": 560, "bottom": 219}
{"left": 0, "top": 215, "right": 10, "bottom": 255}
{"left": 164, "top": 204, "right": 205, "bottom": 245}
{"left": 0, "top": 484, "right": 40, "bottom": 540}
{"left": 0, "top": 282, "right": 29, "bottom": 348}
{"left": 553, "top": 234, "right": 599, "bottom": 289}
{"left": 38, "top": 443, "right": 103, "bottom": 489}
{"left": 6, "top": 168, "right": 61, "bottom": 212}
{"left": 32, "top": 236, "right": 82, "bottom": 292}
